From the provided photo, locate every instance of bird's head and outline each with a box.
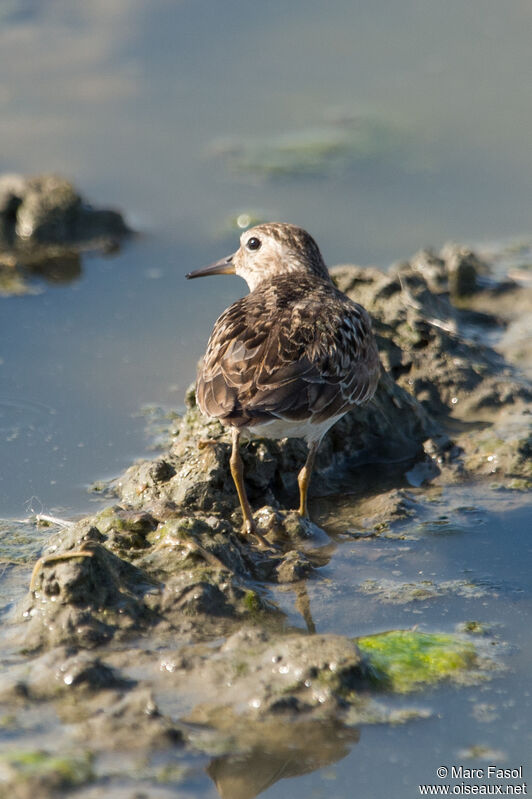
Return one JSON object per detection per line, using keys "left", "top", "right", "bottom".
{"left": 186, "top": 222, "right": 330, "bottom": 290}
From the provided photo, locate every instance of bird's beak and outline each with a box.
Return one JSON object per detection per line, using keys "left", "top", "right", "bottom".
{"left": 186, "top": 253, "right": 236, "bottom": 279}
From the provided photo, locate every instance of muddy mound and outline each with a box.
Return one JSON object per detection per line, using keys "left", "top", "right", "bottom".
{"left": 17, "top": 241, "right": 531, "bottom": 660}
{"left": 1, "top": 240, "right": 528, "bottom": 798}
{"left": 0, "top": 173, "right": 130, "bottom": 296}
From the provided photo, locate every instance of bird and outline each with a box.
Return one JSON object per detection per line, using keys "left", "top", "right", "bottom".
{"left": 186, "top": 223, "right": 380, "bottom": 541}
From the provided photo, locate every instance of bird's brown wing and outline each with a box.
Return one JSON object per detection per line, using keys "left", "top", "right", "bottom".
{"left": 196, "top": 287, "right": 380, "bottom": 429}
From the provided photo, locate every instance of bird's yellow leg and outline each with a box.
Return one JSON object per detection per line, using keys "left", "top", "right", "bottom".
{"left": 229, "top": 427, "right": 256, "bottom": 535}
{"left": 229, "top": 428, "right": 273, "bottom": 549}
{"left": 297, "top": 441, "right": 319, "bottom": 518}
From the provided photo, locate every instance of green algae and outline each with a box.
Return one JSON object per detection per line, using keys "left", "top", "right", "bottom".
{"left": 214, "top": 117, "right": 408, "bottom": 179}
{"left": 155, "top": 763, "right": 189, "bottom": 784}
{"left": 459, "top": 620, "right": 491, "bottom": 636}
{"left": 358, "top": 578, "right": 488, "bottom": 605}
{"left": 243, "top": 589, "right": 262, "bottom": 614}
{"left": 0, "top": 749, "right": 94, "bottom": 789}
{"left": 357, "top": 630, "right": 477, "bottom": 693}
{"left": 0, "top": 519, "right": 48, "bottom": 564}
{"left": 93, "top": 505, "right": 154, "bottom": 535}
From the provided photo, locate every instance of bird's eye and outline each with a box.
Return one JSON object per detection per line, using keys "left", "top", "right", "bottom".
{"left": 246, "top": 237, "right": 261, "bottom": 251}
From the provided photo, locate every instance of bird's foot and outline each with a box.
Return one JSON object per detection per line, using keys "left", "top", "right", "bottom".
{"left": 198, "top": 438, "right": 219, "bottom": 450}
{"left": 241, "top": 518, "right": 278, "bottom": 552}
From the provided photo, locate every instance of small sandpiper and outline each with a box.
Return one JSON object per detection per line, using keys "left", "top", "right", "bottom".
{"left": 187, "top": 223, "right": 380, "bottom": 539}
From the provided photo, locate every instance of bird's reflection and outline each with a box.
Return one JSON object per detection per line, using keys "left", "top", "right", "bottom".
{"left": 293, "top": 580, "right": 316, "bottom": 634}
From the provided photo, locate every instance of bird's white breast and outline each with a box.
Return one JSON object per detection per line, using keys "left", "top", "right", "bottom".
{"left": 241, "top": 413, "right": 346, "bottom": 444}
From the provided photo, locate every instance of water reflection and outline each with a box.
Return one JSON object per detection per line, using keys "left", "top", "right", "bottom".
{"left": 0, "top": 172, "right": 129, "bottom": 295}
{"left": 0, "top": 248, "right": 82, "bottom": 295}
{"left": 206, "top": 719, "right": 360, "bottom": 799}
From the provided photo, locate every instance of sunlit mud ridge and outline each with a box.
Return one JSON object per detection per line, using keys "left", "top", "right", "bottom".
{"left": 0, "top": 173, "right": 130, "bottom": 296}
{"left": 1, "top": 239, "right": 529, "bottom": 797}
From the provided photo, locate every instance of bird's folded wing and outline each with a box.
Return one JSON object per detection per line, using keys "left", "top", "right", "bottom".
{"left": 197, "top": 297, "right": 380, "bottom": 426}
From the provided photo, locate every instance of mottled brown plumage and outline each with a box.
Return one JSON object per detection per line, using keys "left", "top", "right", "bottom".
{"left": 187, "top": 223, "right": 380, "bottom": 538}
{"left": 197, "top": 272, "right": 379, "bottom": 431}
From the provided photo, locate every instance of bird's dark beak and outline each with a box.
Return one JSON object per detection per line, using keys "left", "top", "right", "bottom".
{"left": 186, "top": 253, "right": 236, "bottom": 279}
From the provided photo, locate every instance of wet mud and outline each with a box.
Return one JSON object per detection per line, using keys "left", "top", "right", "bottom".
{"left": 0, "top": 237, "right": 530, "bottom": 797}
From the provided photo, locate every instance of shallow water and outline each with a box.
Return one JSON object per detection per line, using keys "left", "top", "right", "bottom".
{"left": 2, "top": 0, "right": 532, "bottom": 517}
{"left": 1, "top": 2, "right": 531, "bottom": 797}
{"left": 1, "top": 485, "right": 530, "bottom": 799}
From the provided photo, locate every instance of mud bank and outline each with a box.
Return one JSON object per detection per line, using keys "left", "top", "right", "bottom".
{"left": 0, "top": 173, "right": 130, "bottom": 296}
{"left": 1, "top": 240, "right": 529, "bottom": 797}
